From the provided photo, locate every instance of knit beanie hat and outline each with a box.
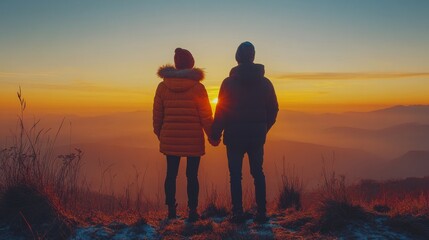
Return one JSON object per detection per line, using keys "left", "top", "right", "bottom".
{"left": 174, "top": 48, "right": 195, "bottom": 69}
{"left": 235, "top": 41, "right": 255, "bottom": 64}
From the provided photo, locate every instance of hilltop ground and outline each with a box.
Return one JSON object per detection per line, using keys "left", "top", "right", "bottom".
{"left": 1, "top": 206, "right": 428, "bottom": 239}
{"left": 1, "top": 177, "right": 429, "bottom": 240}
{"left": 67, "top": 209, "right": 428, "bottom": 240}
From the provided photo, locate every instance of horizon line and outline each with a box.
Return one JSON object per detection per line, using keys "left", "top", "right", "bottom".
{"left": 275, "top": 72, "right": 429, "bottom": 81}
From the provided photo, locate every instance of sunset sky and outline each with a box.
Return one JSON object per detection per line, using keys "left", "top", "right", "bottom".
{"left": 1, "top": 0, "right": 428, "bottom": 115}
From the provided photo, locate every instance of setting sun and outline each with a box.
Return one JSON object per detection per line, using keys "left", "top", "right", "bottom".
{"left": 211, "top": 98, "right": 218, "bottom": 105}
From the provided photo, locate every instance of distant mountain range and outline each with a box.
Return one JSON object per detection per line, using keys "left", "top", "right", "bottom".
{"left": 376, "top": 150, "right": 429, "bottom": 179}
{"left": 322, "top": 122, "right": 429, "bottom": 157}
{"left": 325, "top": 122, "right": 429, "bottom": 139}
{"left": 369, "top": 105, "right": 429, "bottom": 115}
{"left": 2, "top": 105, "right": 429, "bottom": 188}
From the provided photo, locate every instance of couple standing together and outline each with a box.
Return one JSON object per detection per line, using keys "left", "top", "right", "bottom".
{"left": 153, "top": 42, "right": 279, "bottom": 223}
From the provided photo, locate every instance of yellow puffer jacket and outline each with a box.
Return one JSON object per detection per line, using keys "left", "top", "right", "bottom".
{"left": 153, "top": 65, "right": 213, "bottom": 156}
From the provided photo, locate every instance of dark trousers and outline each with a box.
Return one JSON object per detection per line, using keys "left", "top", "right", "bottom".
{"left": 165, "top": 155, "right": 200, "bottom": 209}
{"left": 227, "top": 143, "right": 266, "bottom": 214}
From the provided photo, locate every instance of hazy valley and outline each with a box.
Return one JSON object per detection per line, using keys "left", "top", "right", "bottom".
{"left": 2, "top": 105, "right": 429, "bottom": 202}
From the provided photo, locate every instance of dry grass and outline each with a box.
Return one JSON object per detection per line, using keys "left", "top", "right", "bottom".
{"left": 0, "top": 88, "right": 83, "bottom": 207}
{"left": 0, "top": 89, "right": 152, "bottom": 230}
{"left": 349, "top": 177, "right": 429, "bottom": 216}
{"left": 313, "top": 155, "right": 368, "bottom": 233}
{"left": 319, "top": 155, "right": 348, "bottom": 204}
{"left": 201, "top": 184, "right": 228, "bottom": 219}
{"left": 276, "top": 157, "right": 303, "bottom": 211}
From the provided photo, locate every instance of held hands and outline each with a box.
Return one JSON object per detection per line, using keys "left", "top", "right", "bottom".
{"left": 208, "top": 138, "right": 221, "bottom": 147}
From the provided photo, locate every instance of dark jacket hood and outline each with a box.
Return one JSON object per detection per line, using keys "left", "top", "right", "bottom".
{"left": 157, "top": 65, "right": 204, "bottom": 92}
{"left": 229, "top": 63, "right": 265, "bottom": 83}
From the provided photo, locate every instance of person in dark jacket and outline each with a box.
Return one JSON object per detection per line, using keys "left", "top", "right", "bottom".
{"left": 211, "top": 41, "right": 279, "bottom": 223}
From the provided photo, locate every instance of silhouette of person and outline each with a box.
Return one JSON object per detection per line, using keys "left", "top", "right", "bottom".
{"left": 153, "top": 48, "right": 215, "bottom": 222}
{"left": 211, "top": 41, "right": 279, "bottom": 223}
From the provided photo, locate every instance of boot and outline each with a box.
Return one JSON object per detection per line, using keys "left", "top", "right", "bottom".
{"left": 168, "top": 203, "right": 177, "bottom": 219}
{"left": 188, "top": 208, "right": 199, "bottom": 222}
{"left": 229, "top": 209, "right": 245, "bottom": 224}
{"left": 254, "top": 210, "right": 268, "bottom": 224}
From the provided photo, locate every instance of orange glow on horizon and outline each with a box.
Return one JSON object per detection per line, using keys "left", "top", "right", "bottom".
{"left": 1, "top": 73, "right": 429, "bottom": 116}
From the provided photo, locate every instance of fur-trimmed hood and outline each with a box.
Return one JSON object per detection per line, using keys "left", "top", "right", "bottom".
{"left": 157, "top": 65, "right": 204, "bottom": 81}
{"left": 157, "top": 65, "right": 205, "bottom": 92}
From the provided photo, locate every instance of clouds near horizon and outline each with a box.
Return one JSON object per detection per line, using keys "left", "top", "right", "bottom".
{"left": 276, "top": 72, "right": 429, "bottom": 81}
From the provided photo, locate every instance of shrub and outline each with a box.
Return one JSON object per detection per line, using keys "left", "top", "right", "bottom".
{"left": 0, "top": 88, "right": 83, "bottom": 208}
{"left": 0, "top": 184, "right": 74, "bottom": 239}
{"left": 277, "top": 157, "right": 303, "bottom": 211}
{"left": 317, "top": 199, "right": 367, "bottom": 233}
{"left": 202, "top": 185, "right": 228, "bottom": 219}
{"left": 0, "top": 88, "right": 154, "bottom": 222}
{"left": 320, "top": 161, "right": 347, "bottom": 204}
{"left": 373, "top": 204, "right": 391, "bottom": 213}
{"left": 316, "top": 155, "right": 367, "bottom": 233}
{"left": 0, "top": 88, "right": 82, "bottom": 235}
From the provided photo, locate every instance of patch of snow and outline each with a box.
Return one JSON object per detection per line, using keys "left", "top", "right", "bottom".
{"left": 138, "top": 224, "right": 157, "bottom": 239}
{"left": 339, "top": 217, "right": 412, "bottom": 240}
{"left": 0, "top": 224, "right": 26, "bottom": 240}
{"left": 70, "top": 224, "right": 157, "bottom": 240}
{"left": 249, "top": 226, "right": 275, "bottom": 239}
{"left": 71, "top": 225, "right": 113, "bottom": 240}
{"left": 210, "top": 216, "right": 226, "bottom": 223}
{"left": 248, "top": 221, "right": 277, "bottom": 239}
{"left": 265, "top": 222, "right": 284, "bottom": 232}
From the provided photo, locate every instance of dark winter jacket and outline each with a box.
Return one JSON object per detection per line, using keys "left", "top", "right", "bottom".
{"left": 211, "top": 63, "right": 278, "bottom": 146}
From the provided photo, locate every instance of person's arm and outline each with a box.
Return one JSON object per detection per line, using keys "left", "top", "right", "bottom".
{"left": 195, "top": 84, "right": 214, "bottom": 138}
{"left": 211, "top": 80, "right": 228, "bottom": 141}
{"left": 153, "top": 83, "right": 164, "bottom": 138}
{"left": 266, "top": 79, "right": 279, "bottom": 131}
